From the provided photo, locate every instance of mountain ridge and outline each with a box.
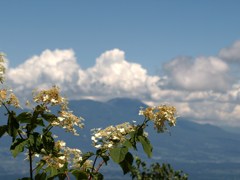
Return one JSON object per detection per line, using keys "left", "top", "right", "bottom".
{"left": 0, "top": 97, "right": 240, "bottom": 179}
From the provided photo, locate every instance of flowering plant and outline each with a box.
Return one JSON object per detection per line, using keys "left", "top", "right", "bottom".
{"left": 0, "top": 53, "right": 186, "bottom": 179}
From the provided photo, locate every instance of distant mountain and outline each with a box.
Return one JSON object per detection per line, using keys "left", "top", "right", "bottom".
{"left": 0, "top": 98, "right": 240, "bottom": 179}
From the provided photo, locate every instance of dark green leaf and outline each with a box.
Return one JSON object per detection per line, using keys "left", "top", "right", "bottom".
{"left": 41, "top": 113, "right": 57, "bottom": 123}
{"left": 80, "top": 152, "right": 94, "bottom": 167}
{"left": 46, "top": 166, "right": 58, "bottom": 178}
{"left": 71, "top": 170, "right": 88, "bottom": 180}
{"left": 35, "top": 172, "right": 47, "bottom": 180}
{"left": 35, "top": 160, "right": 46, "bottom": 174}
{"left": 7, "top": 111, "right": 19, "bottom": 139}
{"left": 138, "top": 136, "right": 152, "bottom": 158}
{"left": 42, "top": 132, "right": 55, "bottom": 153}
{"left": 123, "top": 140, "right": 133, "bottom": 149}
{"left": 28, "top": 132, "right": 43, "bottom": 153}
{"left": 110, "top": 146, "right": 128, "bottom": 163}
{"left": 92, "top": 172, "right": 103, "bottom": 180}
{"left": 36, "top": 118, "right": 45, "bottom": 127}
{"left": 10, "top": 138, "right": 27, "bottom": 157}
{"left": 0, "top": 125, "right": 7, "bottom": 138}
{"left": 100, "top": 154, "right": 110, "bottom": 165}
{"left": 119, "top": 152, "right": 134, "bottom": 174}
{"left": 16, "top": 112, "right": 32, "bottom": 124}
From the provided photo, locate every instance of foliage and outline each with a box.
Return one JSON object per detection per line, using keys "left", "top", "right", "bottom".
{"left": 130, "top": 157, "right": 188, "bottom": 180}
{"left": 0, "top": 53, "right": 187, "bottom": 179}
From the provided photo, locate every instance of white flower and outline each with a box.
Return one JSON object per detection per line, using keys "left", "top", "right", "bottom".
{"left": 43, "top": 95, "right": 49, "bottom": 102}
{"left": 51, "top": 98, "right": 58, "bottom": 103}
{"left": 108, "top": 143, "right": 113, "bottom": 148}
{"left": 94, "top": 133, "right": 101, "bottom": 138}
{"left": 58, "top": 117, "right": 65, "bottom": 121}
{"left": 91, "top": 136, "right": 97, "bottom": 142}
{"left": 58, "top": 156, "right": 65, "bottom": 160}
{"left": 138, "top": 110, "right": 144, "bottom": 116}
{"left": 95, "top": 144, "right": 102, "bottom": 149}
{"left": 59, "top": 141, "right": 66, "bottom": 147}
{"left": 119, "top": 128, "right": 125, "bottom": 133}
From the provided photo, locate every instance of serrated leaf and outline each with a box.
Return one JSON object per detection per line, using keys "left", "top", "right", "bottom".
{"left": 10, "top": 138, "right": 27, "bottom": 157}
{"left": 110, "top": 146, "right": 128, "bottom": 163}
{"left": 36, "top": 118, "right": 45, "bottom": 127}
{"left": 16, "top": 112, "right": 32, "bottom": 124}
{"left": 71, "top": 170, "right": 88, "bottom": 180}
{"left": 35, "top": 172, "right": 47, "bottom": 180}
{"left": 123, "top": 140, "right": 133, "bottom": 149}
{"left": 7, "top": 111, "right": 19, "bottom": 139}
{"left": 46, "top": 166, "right": 58, "bottom": 178}
{"left": 138, "top": 136, "right": 152, "bottom": 158}
{"left": 119, "top": 152, "right": 134, "bottom": 174}
{"left": 100, "top": 154, "right": 110, "bottom": 165}
{"left": 35, "top": 160, "right": 46, "bottom": 174}
{"left": 28, "top": 132, "right": 43, "bottom": 153}
{"left": 42, "top": 132, "right": 55, "bottom": 153}
{"left": 0, "top": 125, "right": 7, "bottom": 138}
{"left": 80, "top": 152, "right": 94, "bottom": 167}
{"left": 41, "top": 113, "right": 57, "bottom": 123}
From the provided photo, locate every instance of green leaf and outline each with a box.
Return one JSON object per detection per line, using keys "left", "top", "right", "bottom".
{"left": 110, "top": 146, "right": 128, "bottom": 163}
{"left": 10, "top": 138, "right": 27, "bottom": 157}
{"left": 80, "top": 152, "right": 94, "bottom": 167}
{"left": 119, "top": 152, "right": 134, "bottom": 174}
{"left": 28, "top": 132, "right": 43, "bottom": 153}
{"left": 46, "top": 166, "right": 58, "bottom": 178}
{"left": 42, "top": 132, "right": 55, "bottom": 153}
{"left": 18, "top": 177, "right": 31, "bottom": 180}
{"left": 0, "top": 125, "right": 7, "bottom": 138}
{"left": 16, "top": 112, "right": 32, "bottom": 124}
{"left": 123, "top": 140, "right": 133, "bottom": 149}
{"left": 7, "top": 111, "right": 19, "bottom": 139}
{"left": 35, "top": 172, "right": 47, "bottom": 180}
{"left": 41, "top": 113, "right": 57, "bottom": 123}
{"left": 35, "top": 160, "right": 46, "bottom": 175}
{"left": 100, "top": 154, "right": 110, "bottom": 165}
{"left": 92, "top": 172, "right": 103, "bottom": 180}
{"left": 36, "top": 118, "right": 45, "bottom": 127}
{"left": 71, "top": 170, "right": 88, "bottom": 180}
{"left": 138, "top": 136, "right": 152, "bottom": 158}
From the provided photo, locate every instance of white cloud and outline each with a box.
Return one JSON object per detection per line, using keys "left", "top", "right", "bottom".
{"left": 6, "top": 48, "right": 161, "bottom": 102}
{"left": 76, "top": 49, "right": 161, "bottom": 100}
{"left": 6, "top": 49, "right": 81, "bottom": 98}
{"left": 5, "top": 45, "right": 240, "bottom": 127}
{"left": 219, "top": 40, "right": 240, "bottom": 61}
{"left": 163, "top": 56, "right": 231, "bottom": 91}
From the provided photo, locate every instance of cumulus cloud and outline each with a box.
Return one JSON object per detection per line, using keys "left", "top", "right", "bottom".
{"left": 6, "top": 49, "right": 80, "bottom": 98}
{"left": 6, "top": 48, "right": 161, "bottom": 102}
{"left": 219, "top": 40, "right": 240, "bottom": 61}
{"left": 163, "top": 56, "right": 231, "bottom": 91}
{"left": 5, "top": 44, "right": 240, "bottom": 127}
{"left": 76, "top": 49, "right": 160, "bottom": 100}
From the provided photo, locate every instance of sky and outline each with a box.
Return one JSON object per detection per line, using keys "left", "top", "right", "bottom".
{"left": 1, "top": 1, "right": 240, "bottom": 127}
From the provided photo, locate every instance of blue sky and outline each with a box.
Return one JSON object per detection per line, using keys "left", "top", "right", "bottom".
{"left": 1, "top": 1, "right": 240, "bottom": 127}
{"left": 2, "top": 1, "right": 240, "bottom": 70}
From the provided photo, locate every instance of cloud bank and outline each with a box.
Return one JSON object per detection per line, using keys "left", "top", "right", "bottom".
{"left": 6, "top": 41, "right": 240, "bottom": 127}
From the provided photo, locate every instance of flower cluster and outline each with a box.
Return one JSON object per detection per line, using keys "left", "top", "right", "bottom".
{"left": 33, "top": 86, "right": 67, "bottom": 109}
{"left": 54, "top": 111, "right": 84, "bottom": 136}
{"left": 91, "top": 122, "right": 137, "bottom": 149}
{"left": 0, "top": 89, "right": 20, "bottom": 108}
{"left": 139, "top": 105, "right": 177, "bottom": 132}
{"left": 33, "top": 86, "right": 84, "bottom": 135}
{"left": 39, "top": 140, "right": 92, "bottom": 170}
{"left": 0, "top": 53, "right": 6, "bottom": 83}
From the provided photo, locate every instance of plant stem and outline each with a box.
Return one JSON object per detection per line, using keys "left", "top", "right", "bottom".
{"left": 89, "top": 154, "right": 99, "bottom": 180}
{"left": 29, "top": 148, "right": 33, "bottom": 180}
